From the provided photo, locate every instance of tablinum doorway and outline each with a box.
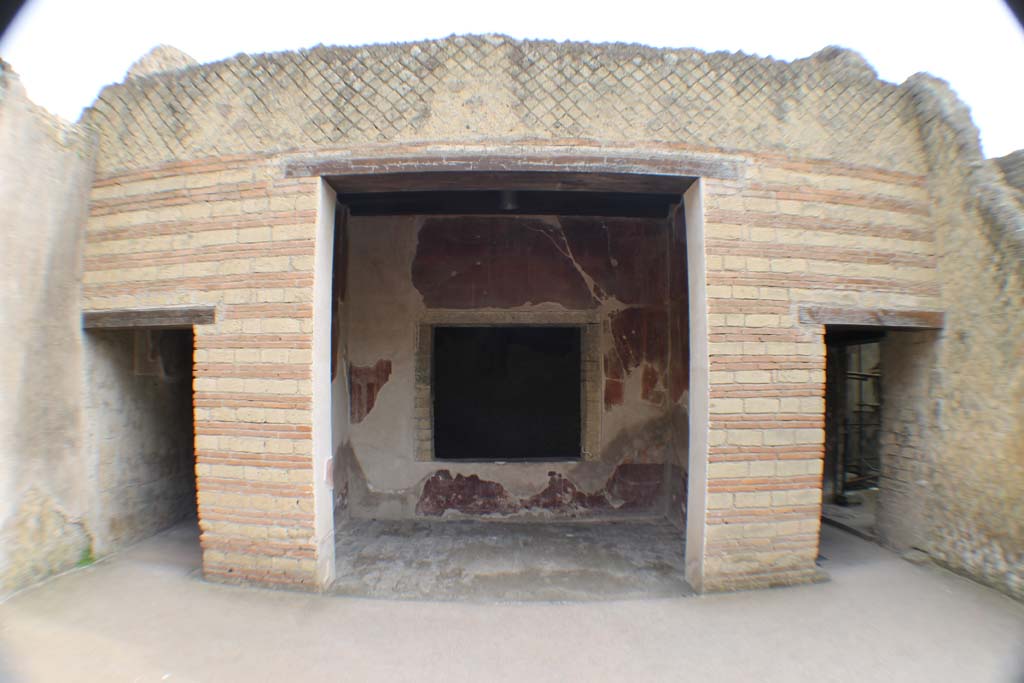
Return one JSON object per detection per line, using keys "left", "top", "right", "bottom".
{"left": 328, "top": 171, "right": 695, "bottom": 600}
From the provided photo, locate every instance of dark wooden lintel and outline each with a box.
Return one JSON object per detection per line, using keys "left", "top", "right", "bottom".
{"left": 320, "top": 170, "right": 698, "bottom": 194}
{"left": 798, "top": 305, "right": 945, "bottom": 330}
{"left": 82, "top": 306, "right": 216, "bottom": 330}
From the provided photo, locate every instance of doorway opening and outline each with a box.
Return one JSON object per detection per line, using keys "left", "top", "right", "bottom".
{"left": 326, "top": 171, "right": 696, "bottom": 599}
{"left": 823, "top": 328, "right": 883, "bottom": 539}
{"left": 82, "top": 324, "right": 199, "bottom": 563}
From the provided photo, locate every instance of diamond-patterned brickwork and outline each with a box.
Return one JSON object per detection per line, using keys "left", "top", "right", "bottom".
{"left": 85, "top": 35, "right": 926, "bottom": 176}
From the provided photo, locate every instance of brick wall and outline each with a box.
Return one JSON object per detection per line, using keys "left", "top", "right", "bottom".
{"left": 77, "top": 37, "right": 959, "bottom": 592}
{"left": 696, "top": 157, "right": 938, "bottom": 589}
{"left": 84, "top": 160, "right": 323, "bottom": 587}
{"left": 81, "top": 149, "right": 940, "bottom": 590}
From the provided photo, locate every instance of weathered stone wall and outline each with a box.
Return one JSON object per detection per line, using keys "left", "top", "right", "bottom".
{"left": 77, "top": 36, "right": 953, "bottom": 592}
{"left": 906, "top": 76, "right": 1024, "bottom": 600}
{"left": 877, "top": 330, "right": 939, "bottom": 552}
{"left": 0, "top": 64, "right": 96, "bottom": 596}
{"left": 330, "top": 209, "right": 352, "bottom": 525}
{"left": 81, "top": 330, "right": 196, "bottom": 554}
{"left": 342, "top": 214, "right": 679, "bottom": 519}
{"left": 994, "top": 150, "right": 1024, "bottom": 195}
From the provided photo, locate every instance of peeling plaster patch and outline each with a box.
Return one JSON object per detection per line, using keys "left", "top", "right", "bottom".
{"left": 338, "top": 440, "right": 416, "bottom": 518}
{"left": 333, "top": 442, "right": 354, "bottom": 520}
{"left": 416, "top": 471, "right": 520, "bottom": 515}
{"left": 606, "top": 464, "right": 667, "bottom": 510}
{"left": 668, "top": 205, "right": 689, "bottom": 405}
{"left": 641, "top": 365, "right": 662, "bottom": 403}
{"left": 665, "top": 464, "right": 688, "bottom": 530}
{"left": 604, "top": 378, "right": 625, "bottom": 408}
{"left": 669, "top": 306, "right": 689, "bottom": 404}
{"left": 561, "top": 217, "right": 668, "bottom": 306}
{"left": 349, "top": 360, "right": 392, "bottom": 423}
{"left": 598, "top": 410, "right": 676, "bottom": 468}
{"left": 411, "top": 216, "right": 670, "bottom": 311}
{"left": 524, "top": 473, "right": 609, "bottom": 510}
{"left": 1, "top": 488, "right": 92, "bottom": 594}
{"left": 610, "top": 307, "right": 668, "bottom": 371}
{"left": 411, "top": 217, "right": 596, "bottom": 309}
{"left": 415, "top": 463, "right": 666, "bottom": 517}
{"left": 608, "top": 306, "right": 669, "bottom": 408}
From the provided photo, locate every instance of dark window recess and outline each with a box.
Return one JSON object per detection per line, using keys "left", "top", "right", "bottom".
{"left": 433, "top": 326, "right": 582, "bottom": 461}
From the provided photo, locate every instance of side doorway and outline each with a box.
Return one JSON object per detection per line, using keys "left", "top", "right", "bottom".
{"left": 823, "top": 329, "right": 884, "bottom": 539}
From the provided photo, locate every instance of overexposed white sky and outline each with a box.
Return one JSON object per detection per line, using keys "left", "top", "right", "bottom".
{"left": 1, "top": 0, "right": 1022, "bottom": 157}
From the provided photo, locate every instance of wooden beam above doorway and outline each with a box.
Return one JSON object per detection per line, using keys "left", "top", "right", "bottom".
{"left": 798, "top": 306, "right": 945, "bottom": 330}
{"left": 82, "top": 305, "right": 216, "bottom": 330}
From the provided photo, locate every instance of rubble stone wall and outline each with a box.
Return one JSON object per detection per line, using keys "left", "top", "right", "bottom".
{"left": 0, "top": 64, "right": 96, "bottom": 597}
{"left": 905, "top": 76, "right": 1023, "bottom": 600}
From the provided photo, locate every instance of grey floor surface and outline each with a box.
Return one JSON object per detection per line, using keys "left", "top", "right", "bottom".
{"left": 1, "top": 519, "right": 1022, "bottom": 682}
{"left": 332, "top": 518, "right": 691, "bottom": 601}
{"left": 822, "top": 488, "right": 879, "bottom": 540}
